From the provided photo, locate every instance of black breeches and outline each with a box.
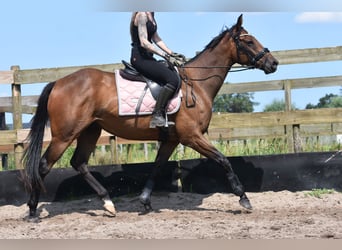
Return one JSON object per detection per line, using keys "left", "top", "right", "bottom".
{"left": 131, "top": 48, "right": 179, "bottom": 91}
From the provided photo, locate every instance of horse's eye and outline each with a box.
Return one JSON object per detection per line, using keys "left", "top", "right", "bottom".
{"left": 246, "top": 40, "right": 254, "bottom": 46}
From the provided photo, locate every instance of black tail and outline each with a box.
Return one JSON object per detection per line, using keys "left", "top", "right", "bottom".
{"left": 23, "top": 81, "right": 56, "bottom": 191}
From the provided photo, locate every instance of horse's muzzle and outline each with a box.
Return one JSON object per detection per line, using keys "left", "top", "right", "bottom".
{"left": 262, "top": 56, "right": 278, "bottom": 74}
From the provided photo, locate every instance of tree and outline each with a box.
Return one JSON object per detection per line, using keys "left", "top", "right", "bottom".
{"left": 213, "top": 93, "right": 258, "bottom": 113}
{"left": 306, "top": 93, "right": 342, "bottom": 109}
{"left": 263, "top": 99, "right": 297, "bottom": 112}
{"left": 331, "top": 96, "right": 342, "bottom": 107}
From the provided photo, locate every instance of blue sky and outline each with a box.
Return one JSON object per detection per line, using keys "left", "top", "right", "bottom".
{"left": 0, "top": 1, "right": 342, "bottom": 122}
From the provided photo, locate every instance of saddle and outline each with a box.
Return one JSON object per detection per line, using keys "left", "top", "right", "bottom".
{"left": 119, "top": 60, "right": 181, "bottom": 100}
{"left": 115, "top": 61, "right": 182, "bottom": 116}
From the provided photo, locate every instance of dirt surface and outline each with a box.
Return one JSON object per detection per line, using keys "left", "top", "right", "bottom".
{"left": 0, "top": 191, "right": 341, "bottom": 239}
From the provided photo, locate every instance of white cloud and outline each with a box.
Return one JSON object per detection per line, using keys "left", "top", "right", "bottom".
{"left": 295, "top": 12, "right": 342, "bottom": 23}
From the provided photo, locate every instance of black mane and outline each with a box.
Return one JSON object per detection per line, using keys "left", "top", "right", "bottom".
{"left": 186, "top": 25, "right": 235, "bottom": 64}
{"left": 205, "top": 27, "right": 230, "bottom": 50}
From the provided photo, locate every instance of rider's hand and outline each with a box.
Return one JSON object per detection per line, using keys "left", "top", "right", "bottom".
{"left": 165, "top": 52, "right": 187, "bottom": 66}
{"left": 171, "top": 52, "right": 186, "bottom": 61}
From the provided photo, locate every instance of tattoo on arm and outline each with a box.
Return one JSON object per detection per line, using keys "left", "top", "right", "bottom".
{"left": 153, "top": 32, "right": 172, "bottom": 55}
{"left": 136, "top": 13, "right": 166, "bottom": 57}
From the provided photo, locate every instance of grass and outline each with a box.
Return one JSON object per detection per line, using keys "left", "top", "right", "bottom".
{"left": 305, "top": 188, "right": 336, "bottom": 198}
{"left": 1, "top": 136, "right": 341, "bottom": 170}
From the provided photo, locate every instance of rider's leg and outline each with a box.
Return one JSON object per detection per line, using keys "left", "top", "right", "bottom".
{"left": 149, "top": 84, "right": 175, "bottom": 128}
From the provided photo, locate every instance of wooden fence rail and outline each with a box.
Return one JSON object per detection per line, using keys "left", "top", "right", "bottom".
{"left": 0, "top": 46, "right": 342, "bottom": 168}
{"left": 1, "top": 46, "right": 340, "bottom": 86}
{"left": 1, "top": 107, "right": 342, "bottom": 152}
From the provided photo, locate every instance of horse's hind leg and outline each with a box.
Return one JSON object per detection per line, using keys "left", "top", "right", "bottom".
{"left": 27, "top": 139, "right": 71, "bottom": 219}
{"left": 70, "top": 123, "right": 116, "bottom": 216}
{"left": 139, "top": 140, "right": 179, "bottom": 211}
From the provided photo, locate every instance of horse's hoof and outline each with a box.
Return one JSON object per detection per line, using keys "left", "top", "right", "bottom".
{"left": 139, "top": 195, "right": 153, "bottom": 211}
{"left": 140, "top": 199, "right": 153, "bottom": 211}
{"left": 143, "top": 203, "right": 153, "bottom": 212}
{"left": 103, "top": 199, "right": 116, "bottom": 217}
{"left": 139, "top": 190, "right": 150, "bottom": 203}
{"left": 23, "top": 209, "right": 40, "bottom": 222}
{"left": 24, "top": 215, "right": 41, "bottom": 223}
{"left": 28, "top": 208, "right": 36, "bottom": 217}
{"left": 239, "top": 196, "right": 252, "bottom": 210}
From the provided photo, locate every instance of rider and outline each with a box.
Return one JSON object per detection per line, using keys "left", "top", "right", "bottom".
{"left": 130, "top": 12, "right": 186, "bottom": 128}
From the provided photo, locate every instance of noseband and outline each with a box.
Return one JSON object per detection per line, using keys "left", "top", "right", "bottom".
{"left": 231, "top": 29, "right": 269, "bottom": 67}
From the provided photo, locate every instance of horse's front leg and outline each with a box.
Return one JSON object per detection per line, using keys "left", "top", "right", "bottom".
{"left": 139, "top": 141, "right": 178, "bottom": 211}
{"left": 222, "top": 157, "right": 252, "bottom": 209}
{"left": 183, "top": 134, "right": 252, "bottom": 210}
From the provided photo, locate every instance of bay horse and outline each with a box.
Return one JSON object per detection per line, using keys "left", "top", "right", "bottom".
{"left": 23, "top": 14, "right": 278, "bottom": 218}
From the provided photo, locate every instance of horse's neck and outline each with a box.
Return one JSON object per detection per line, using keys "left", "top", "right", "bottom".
{"left": 185, "top": 47, "right": 233, "bottom": 100}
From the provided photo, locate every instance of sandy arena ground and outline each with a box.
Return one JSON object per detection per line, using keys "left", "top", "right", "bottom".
{"left": 0, "top": 191, "right": 341, "bottom": 239}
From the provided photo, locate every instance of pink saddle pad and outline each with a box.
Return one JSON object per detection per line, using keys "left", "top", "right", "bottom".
{"left": 115, "top": 70, "right": 182, "bottom": 116}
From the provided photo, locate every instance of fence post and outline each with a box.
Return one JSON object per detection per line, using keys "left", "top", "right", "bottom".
{"left": 283, "top": 80, "right": 295, "bottom": 153}
{"left": 293, "top": 124, "right": 302, "bottom": 153}
{"left": 126, "top": 144, "right": 133, "bottom": 162}
{"left": 0, "top": 112, "right": 8, "bottom": 170}
{"left": 109, "top": 136, "right": 118, "bottom": 164}
{"left": 143, "top": 143, "right": 149, "bottom": 161}
{"left": 11, "top": 65, "right": 24, "bottom": 169}
{"left": 284, "top": 80, "right": 292, "bottom": 112}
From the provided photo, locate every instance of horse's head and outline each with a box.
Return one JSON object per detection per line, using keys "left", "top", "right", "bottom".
{"left": 230, "top": 14, "right": 278, "bottom": 74}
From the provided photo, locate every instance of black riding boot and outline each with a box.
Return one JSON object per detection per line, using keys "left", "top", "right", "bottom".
{"left": 149, "top": 85, "right": 175, "bottom": 128}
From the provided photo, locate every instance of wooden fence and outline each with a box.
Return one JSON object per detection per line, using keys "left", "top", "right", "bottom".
{"left": 0, "top": 46, "right": 342, "bottom": 169}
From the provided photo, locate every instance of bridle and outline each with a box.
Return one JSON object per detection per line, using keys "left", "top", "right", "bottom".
{"left": 180, "top": 28, "right": 269, "bottom": 72}
{"left": 231, "top": 28, "right": 269, "bottom": 68}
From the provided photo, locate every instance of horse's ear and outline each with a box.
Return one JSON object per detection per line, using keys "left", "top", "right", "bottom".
{"left": 235, "top": 14, "right": 243, "bottom": 31}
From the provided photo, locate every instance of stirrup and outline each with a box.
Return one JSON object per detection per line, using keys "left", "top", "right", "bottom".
{"left": 149, "top": 120, "right": 175, "bottom": 128}
{"left": 149, "top": 114, "right": 175, "bottom": 128}
{"left": 164, "top": 114, "right": 175, "bottom": 127}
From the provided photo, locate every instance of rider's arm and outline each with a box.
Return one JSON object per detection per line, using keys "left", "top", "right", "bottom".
{"left": 152, "top": 32, "right": 172, "bottom": 56}
{"left": 136, "top": 13, "right": 168, "bottom": 58}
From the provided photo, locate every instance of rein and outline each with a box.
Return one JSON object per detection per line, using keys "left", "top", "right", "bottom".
{"left": 178, "top": 64, "right": 255, "bottom": 84}
{"left": 180, "top": 66, "right": 252, "bottom": 108}
{"left": 180, "top": 65, "right": 255, "bottom": 72}
{"left": 180, "top": 65, "right": 255, "bottom": 108}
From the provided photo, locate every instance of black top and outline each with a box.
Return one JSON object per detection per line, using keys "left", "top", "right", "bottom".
{"left": 131, "top": 20, "right": 157, "bottom": 58}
